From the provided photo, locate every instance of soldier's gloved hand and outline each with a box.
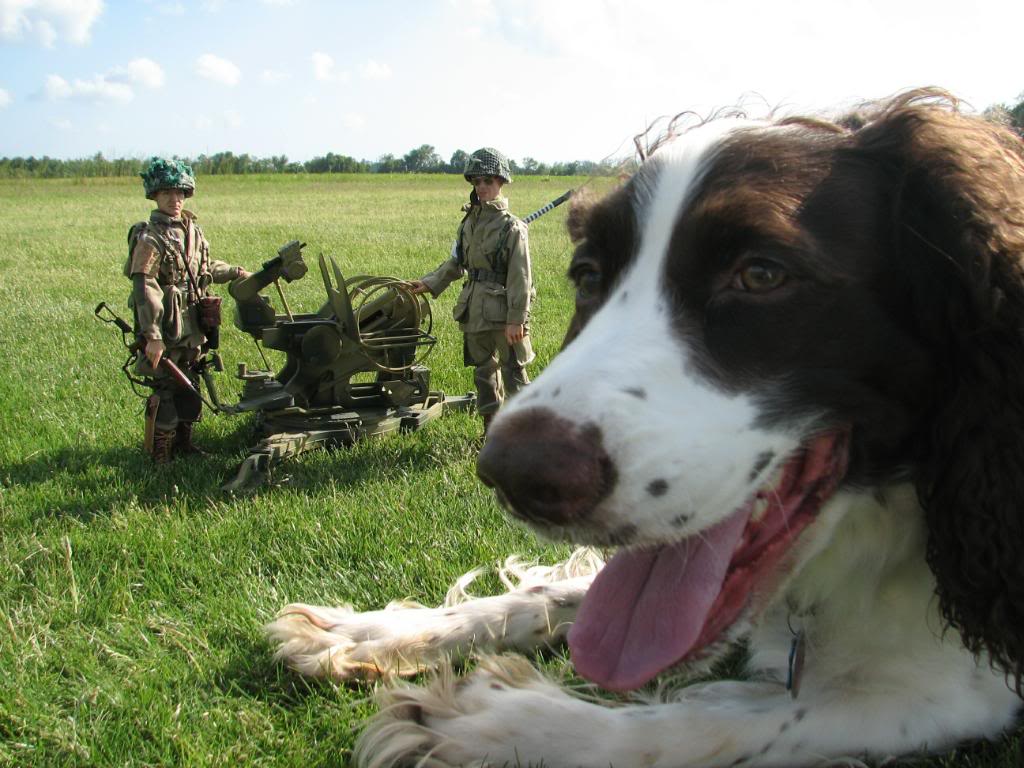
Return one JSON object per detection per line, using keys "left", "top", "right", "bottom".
{"left": 145, "top": 339, "right": 166, "bottom": 369}
{"left": 408, "top": 280, "right": 430, "bottom": 295}
{"left": 505, "top": 324, "right": 525, "bottom": 345}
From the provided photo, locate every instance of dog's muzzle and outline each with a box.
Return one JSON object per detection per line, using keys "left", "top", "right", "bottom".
{"left": 476, "top": 407, "right": 617, "bottom": 527}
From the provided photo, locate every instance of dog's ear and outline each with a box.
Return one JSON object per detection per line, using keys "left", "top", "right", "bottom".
{"left": 565, "top": 188, "right": 597, "bottom": 244}
{"left": 858, "top": 91, "right": 1024, "bottom": 692}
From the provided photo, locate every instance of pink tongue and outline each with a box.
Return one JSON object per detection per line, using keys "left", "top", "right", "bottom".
{"left": 568, "top": 510, "right": 749, "bottom": 691}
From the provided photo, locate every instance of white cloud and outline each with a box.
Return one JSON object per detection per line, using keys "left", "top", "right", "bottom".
{"left": 0, "top": 87, "right": 10, "bottom": 108}
{"left": 311, "top": 52, "right": 350, "bottom": 83}
{"left": 261, "top": 69, "right": 288, "bottom": 84}
{"left": 35, "top": 17, "right": 54, "bottom": 45}
{"left": 44, "top": 74, "right": 72, "bottom": 99}
{"left": 311, "top": 52, "right": 334, "bottom": 82}
{"left": 51, "top": 117, "right": 73, "bottom": 131}
{"left": 126, "top": 58, "right": 165, "bottom": 89}
{"left": 74, "top": 75, "right": 133, "bottom": 102}
{"left": 0, "top": 0, "right": 104, "bottom": 46}
{"left": 158, "top": 2, "right": 185, "bottom": 15}
{"left": 42, "top": 58, "right": 161, "bottom": 105}
{"left": 196, "top": 53, "right": 241, "bottom": 86}
{"left": 192, "top": 111, "right": 242, "bottom": 130}
{"left": 341, "top": 113, "right": 365, "bottom": 130}
{"left": 360, "top": 59, "right": 391, "bottom": 81}
{"left": 44, "top": 72, "right": 133, "bottom": 103}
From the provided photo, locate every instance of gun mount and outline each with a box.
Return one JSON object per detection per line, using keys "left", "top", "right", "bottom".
{"left": 219, "top": 240, "right": 474, "bottom": 492}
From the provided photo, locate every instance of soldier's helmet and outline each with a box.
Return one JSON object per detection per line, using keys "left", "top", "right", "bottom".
{"left": 464, "top": 147, "right": 512, "bottom": 184}
{"left": 140, "top": 157, "right": 196, "bottom": 200}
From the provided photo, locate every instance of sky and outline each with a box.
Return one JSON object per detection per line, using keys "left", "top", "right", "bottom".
{"left": 0, "top": 0, "right": 1022, "bottom": 165}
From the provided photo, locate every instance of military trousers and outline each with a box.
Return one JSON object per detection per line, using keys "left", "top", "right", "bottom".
{"left": 139, "top": 346, "right": 204, "bottom": 430}
{"left": 464, "top": 329, "right": 532, "bottom": 416}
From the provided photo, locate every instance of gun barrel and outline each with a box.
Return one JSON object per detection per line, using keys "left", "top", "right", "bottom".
{"left": 521, "top": 189, "right": 573, "bottom": 225}
{"left": 230, "top": 240, "right": 308, "bottom": 303}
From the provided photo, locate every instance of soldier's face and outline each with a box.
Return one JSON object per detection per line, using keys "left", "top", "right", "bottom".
{"left": 153, "top": 188, "right": 185, "bottom": 217}
{"left": 471, "top": 175, "right": 504, "bottom": 203}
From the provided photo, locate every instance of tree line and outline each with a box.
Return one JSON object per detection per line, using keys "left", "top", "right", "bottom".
{"left": 3, "top": 93, "right": 1021, "bottom": 181}
{"left": 0, "top": 145, "right": 629, "bottom": 180}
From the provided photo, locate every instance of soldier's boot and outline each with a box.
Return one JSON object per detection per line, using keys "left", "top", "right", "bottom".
{"left": 143, "top": 394, "right": 159, "bottom": 456}
{"left": 174, "top": 421, "right": 207, "bottom": 456}
{"left": 150, "top": 428, "right": 177, "bottom": 465}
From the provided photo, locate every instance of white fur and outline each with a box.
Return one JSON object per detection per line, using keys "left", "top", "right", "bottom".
{"left": 265, "top": 550, "right": 602, "bottom": 681}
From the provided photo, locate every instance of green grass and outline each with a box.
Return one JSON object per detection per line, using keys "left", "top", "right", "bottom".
{"left": 0, "top": 174, "right": 1020, "bottom": 767}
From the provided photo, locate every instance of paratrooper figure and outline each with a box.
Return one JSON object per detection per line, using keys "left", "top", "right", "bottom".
{"left": 125, "top": 157, "right": 250, "bottom": 462}
{"left": 409, "top": 147, "right": 534, "bottom": 434}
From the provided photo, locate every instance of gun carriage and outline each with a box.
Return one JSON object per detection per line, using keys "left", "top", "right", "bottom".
{"left": 217, "top": 241, "right": 474, "bottom": 491}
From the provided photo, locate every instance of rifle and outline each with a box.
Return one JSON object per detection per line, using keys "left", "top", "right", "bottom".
{"left": 94, "top": 302, "right": 223, "bottom": 412}
{"left": 521, "top": 189, "right": 574, "bottom": 225}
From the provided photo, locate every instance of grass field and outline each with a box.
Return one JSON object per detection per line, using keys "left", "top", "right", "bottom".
{"left": 0, "top": 173, "right": 1020, "bottom": 767}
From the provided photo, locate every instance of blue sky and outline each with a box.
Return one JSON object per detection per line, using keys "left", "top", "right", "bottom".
{"left": 1, "top": 0, "right": 1021, "bottom": 164}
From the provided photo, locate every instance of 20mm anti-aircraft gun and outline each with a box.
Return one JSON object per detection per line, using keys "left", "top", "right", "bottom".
{"left": 216, "top": 240, "right": 473, "bottom": 492}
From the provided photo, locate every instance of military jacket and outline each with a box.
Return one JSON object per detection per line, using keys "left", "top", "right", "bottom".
{"left": 420, "top": 197, "right": 531, "bottom": 333}
{"left": 127, "top": 209, "right": 238, "bottom": 347}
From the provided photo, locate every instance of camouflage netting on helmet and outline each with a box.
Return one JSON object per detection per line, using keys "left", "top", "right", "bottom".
{"left": 141, "top": 157, "right": 196, "bottom": 199}
{"left": 464, "top": 147, "right": 512, "bottom": 183}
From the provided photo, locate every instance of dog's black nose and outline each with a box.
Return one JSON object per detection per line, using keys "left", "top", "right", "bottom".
{"left": 477, "top": 407, "right": 617, "bottom": 526}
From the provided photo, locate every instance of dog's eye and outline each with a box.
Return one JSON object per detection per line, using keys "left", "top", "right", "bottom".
{"left": 572, "top": 265, "right": 602, "bottom": 301}
{"left": 732, "top": 260, "right": 787, "bottom": 293}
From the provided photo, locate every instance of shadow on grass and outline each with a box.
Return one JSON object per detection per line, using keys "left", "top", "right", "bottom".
{"left": 212, "top": 634, "right": 378, "bottom": 738}
{"left": 5, "top": 418, "right": 457, "bottom": 523}
{"left": 215, "top": 636, "right": 331, "bottom": 702}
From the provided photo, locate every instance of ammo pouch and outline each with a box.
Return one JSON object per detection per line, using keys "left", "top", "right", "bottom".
{"left": 198, "top": 295, "right": 222, "bottom": 330}
{"left": 481, "top": 287, "right": 508, "bottom": 324}
{"left": 197, "top": 295, "right": 222, "bottom": 349}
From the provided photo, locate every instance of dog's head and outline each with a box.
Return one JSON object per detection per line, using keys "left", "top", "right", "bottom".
{"left": 478, "top": 89, "right": 1024, "bottom": 692}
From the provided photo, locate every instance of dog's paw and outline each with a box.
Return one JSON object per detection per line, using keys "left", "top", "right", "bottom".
{"left": 266, "top": 602, "right": 440, "bottom": 682}
{"left": 355, "top": 655, "right": 608, "bottom": 768}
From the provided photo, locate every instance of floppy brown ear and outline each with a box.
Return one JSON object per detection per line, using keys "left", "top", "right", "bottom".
{"left": 855, "top": 92, "right": 1024, "bottom": 692}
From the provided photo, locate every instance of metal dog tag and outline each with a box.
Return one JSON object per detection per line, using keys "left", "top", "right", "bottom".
{"left": 787, "top": 629, "right": 806, "bottom": 699}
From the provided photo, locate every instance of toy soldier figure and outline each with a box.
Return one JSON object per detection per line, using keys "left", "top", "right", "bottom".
{"left": 126, "top": 157, "right": 249, "bottom": 463}
{"left": 410, "top": 147, "right": 534, "bottom": 434}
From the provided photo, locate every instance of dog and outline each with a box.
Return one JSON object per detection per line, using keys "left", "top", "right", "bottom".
{"left": 268, "top": 89, "right": 1024, "bottom": 767}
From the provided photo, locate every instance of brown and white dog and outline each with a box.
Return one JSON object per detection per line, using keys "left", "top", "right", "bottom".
{"left": 268, "top": 90, "right": 1024, "bottom": 766}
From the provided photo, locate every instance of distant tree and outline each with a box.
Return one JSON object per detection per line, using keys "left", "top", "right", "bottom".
{"left": 519, "top": 156, "right": 540, "bottom": 175}
{"left": 304, "top": 152, "right": 368, "bottom": 173}
{"left": 403, "top": 144, "right": 442, "bottom": 173}
{"left": 983, "top": 93, "right": 1024, "bottom": 137}
{"left": 374, "top": 153, "right": 403, "bottom": 173}
{"left": 448, "top": 149, "right": 469, "bottom": 174}
{"left": 212, "top": 151, "right": 236, "bottom": 175}
{"left": 1009, "top": 93, "right": 1024, "bottom": 135}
